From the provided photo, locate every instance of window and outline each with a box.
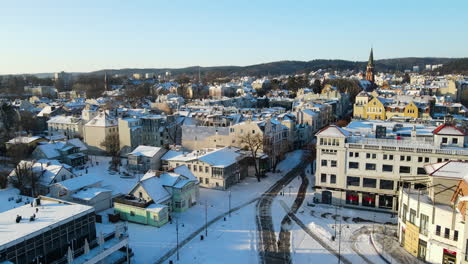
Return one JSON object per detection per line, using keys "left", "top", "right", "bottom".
{"left": 425, "top": 157, "right": 429, "bottom": 163}
{"left": 194, "top": 166, "right": 197, "bottom": 171}
{"left": 389, "top": 155, "right": 393, "bottom": 160}
{"left": 349, "top": 162, "right": 359, "bottom": 169}
{"left": 355, "top": 152, "right": 359, "bottom": 158}
{"left": 366, "top": 153, "right": 371, "bottom": 159}
{"left": 372, "top": 153, "right": 376, "bottom": 159}
{"left": 205, "top": 178, "right": 209, "bottom": 184}
{"left": 417, "top": 167, "right": 426, "bottom": 175}
{"left": 436, "top": 225, "right": 441, "bottom": 236}
{"left": 420, "top": 214, "right": 429, "bottom": 235}
{"left": 349, "top": 152, "right": 353, "bottom": 157}
{"left": 409, "top": 209, "right": 416, "bottom": 224}
{"left": 321, "top": 160, "right": 327, "bottom": 166}
{"left": 442, "top": 137, "right": 448, "bottom": 144}
{"left": 378, "top": 195, "right": 393, "bottom": 209}
{"left": 380, "top": 180, "right": 394, "bottom": 190}
{"left": 383, "top": 154, "right": 388, "bottom": 160}
{"left": 400, "top": 155, "right": 405, "bottom": 161}
{"left": 199, "top": 165, "right": 203, "bottom": 171}
{"left": 418, "top": 157, "right": 423, "bottom": 162}
{"left": 445, "top": 228, "right": 450, "bottom": 239}
{"left": 400, "top": 166, "right": 411, "bottom": 174}
{"left": 363, "top": 178, "right": 377, "bottom": 188}
{"left": 347, "top": 176, "right": 360, "bottom": 187}
{"left": 139, "top": 191, "right": 143, "bottom": 198}
{"left": 437, "top": 158, "right": 442, "bottom": 163}
{"left": 321, "top": 174, "right": 327, "bottom": 183}
{"left": 331, "top": 160, "right": 337, "bottom": 167}
{"left": 330, "top": 174, "right": 336, "bottom": 184}
{"left": 454, "top": 230, "right": 459, "bottom": 241}
{"left": 188, "top": 164, "right": 191, "bottom": 170}
{"left": 205, "top": 167, "right": 209, "bottom": 173}
{"left": 365, "top": 163, "right": 376, "bottom": 170}
{"left": 453, "top": 138, "right": 458, "bottom": 144}
{"left": 406, "top": 156, "right": 411, "bottom": 162}
{"left": 382, "top": 165, "right": 393, "bottom": 172}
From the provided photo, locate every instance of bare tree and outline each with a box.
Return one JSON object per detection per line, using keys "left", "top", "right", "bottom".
{"left": 239, "top": 132, "right": 263, "bottom": 182}
{"left": 9, "top": 161, "right": 40, "bottom": 196}
{"left": 100, "top": 134, "right": 120, "bottom": 170}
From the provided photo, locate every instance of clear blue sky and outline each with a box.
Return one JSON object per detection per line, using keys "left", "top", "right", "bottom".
{"left": 1, "top": 0, "right": 467, "bottom": 74}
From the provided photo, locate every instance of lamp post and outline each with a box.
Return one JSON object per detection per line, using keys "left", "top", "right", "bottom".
{"left": 176, "top": 218, "right": 179, "bottom": 261}
{"left": 228, "top": 191, "right": 232, "bottom": 217}
{"left": 205, "top": 200, "right": 208, "bottom": 237}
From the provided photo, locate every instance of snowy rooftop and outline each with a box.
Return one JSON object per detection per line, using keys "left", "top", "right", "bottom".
{"left": 424, "top": 161, "right": 468, "bottom": 179}
{"left": 0, "top": 198, "right": 94, "bottom": 250}
{"left": 168, "top": 147, "right": 242, "bottom": 168}
{"left": 7, "top": 136, "right": 42, "bottom": 144}
{"left": 71, "top": 187, "right": 111, "bottom": 201}
{"left": 129, "top": 145, "right": 163, "bottom": 158}
{"left": 85, "top": 112, "right": 117, "bottom": 127}
{"left": 54, "top": 174, "right": 102, "bottom": 191}
{"left": 47, "top": 115, "right": 81, "bottom": 124}
{"left": 316, "top": 125, "right": 350, "bottom": 137}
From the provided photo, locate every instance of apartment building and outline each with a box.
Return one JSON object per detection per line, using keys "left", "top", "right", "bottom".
{"left": 182, "top": 118, "right": 291, "bottom": 166}
{"left": 398, "top": 161, "right": 468, "bottom": 263}
{"left": 314, "top": 123, "right": 467, "bottom": 212}
{"left": 47, "top": 115, "right": 84, "bottom": 138}
{"left": 83, "top": 112, "right": 118, "bottom": 153}
{"left": 166, "top": 147, "right": 246, "bottom": 190}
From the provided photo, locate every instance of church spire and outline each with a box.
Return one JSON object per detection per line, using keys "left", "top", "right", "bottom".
{"left": 368, "top": 48, "right": 374, "bottom": 67}
{"left": 365, "top": 48, "right": 375, "bottom": 84}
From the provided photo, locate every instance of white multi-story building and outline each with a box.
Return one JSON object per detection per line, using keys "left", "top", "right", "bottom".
{"left": 397, "top": 161, "right": 468, "bottom": 263}
{"left": 314, "top": 123, "right": 467, "bottom": 212}
{"left": 47, "top": 115, "right": 84, "bottom": 138}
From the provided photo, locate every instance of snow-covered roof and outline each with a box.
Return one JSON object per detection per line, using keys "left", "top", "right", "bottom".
{"left": 161, "top": 150, "right": 184, "bottom": 161}
{"left": 0, "top": 198, "right": 93, "bottom": 250}
{"left": 424, "top": 161, "right": 468, "bottom": 179}
{"left": 315, "top": 125, "right": 350, "bottom": 137}
{"left": 432, "top": 124, "right": 465, "bottom": 136}
{"left": 47, "top": 115, "right": 81, "bottom": 124}
{"left": 54, "top": 174, "right": 102, "bottom": 191}
{"left": 85, "top": 112, "right": 117, "bottom": 127}
{"left": 7, "top": 136, "right": 42, "bottom": 144}
{"left": 134, "top": 165, "right": 197, "bottom": 204}
{"left": 129, "top": 145, "right": 163, "bottom": 158}
{"left": 10, "top": 160, "right": 72, "bottom": 186}
{"left": 71, "top": 187, "right": 111, "bottom": 201}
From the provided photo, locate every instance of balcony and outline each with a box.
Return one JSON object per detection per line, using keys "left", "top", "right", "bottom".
{"left": 113, "top": 195, "right": 152, "bottom": 208}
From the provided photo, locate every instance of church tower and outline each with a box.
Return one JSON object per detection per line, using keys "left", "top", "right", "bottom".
{"left": 365, "top": 48, "right": 375, "bottom": 83}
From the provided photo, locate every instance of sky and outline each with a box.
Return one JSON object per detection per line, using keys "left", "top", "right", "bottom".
{"left": 1, "top": 0, "right": 467, "bottom": 74}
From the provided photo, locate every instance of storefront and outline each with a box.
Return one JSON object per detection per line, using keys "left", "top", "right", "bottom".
{"left": 362, "top": 193, "right": 376, "bottom": 207}
{"left": 345, "top": 191, "right": 359, "bottom": 205}
{"left": 442, "top": 248, "right": 456, "bottom": 264}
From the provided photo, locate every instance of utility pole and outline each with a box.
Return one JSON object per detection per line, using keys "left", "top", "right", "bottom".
{"left": 205, "top": 200, "right": 208, "bottom": 237}
{"left": 228, "top": 190, "right": 232, "bottom": 217}
{"left": 176, "top": 218, "right": 179, "bottom": 261}
{"left": 334, "top": 204, "right": 338, "bottom": 238}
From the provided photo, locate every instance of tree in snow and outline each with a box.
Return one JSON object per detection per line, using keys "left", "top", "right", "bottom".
{"left": 239, "top": 132, "right": 263, "bottom": 182}
{"left": 100, "top": 134, "right": 120, "bottom": 170}
{"left": 9, "top": 161, "right": 40, "bottom": 197}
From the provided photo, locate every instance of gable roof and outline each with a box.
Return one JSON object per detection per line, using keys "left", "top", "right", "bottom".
{"left": 315, "top": 125, "right": 350, "bottom": 137}
{"left": 432, "top": 124, "right": 465, "bottom": 136}
{"left": 133, "top": 165, "right": 197, "bottom": 204}
{"left": 129, "top": 145, "right": 163, "bottom": 158}
{"left": 54, "top": 174, "right": 102, "bottom": 191}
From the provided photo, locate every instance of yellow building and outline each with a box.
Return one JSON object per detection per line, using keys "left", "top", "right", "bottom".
{"left": 365, "top": 97, "right": 386, "bottom": 120}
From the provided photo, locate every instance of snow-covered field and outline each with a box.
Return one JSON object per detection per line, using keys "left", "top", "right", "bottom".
{"left": 0, "top": 187, "right": 32, "bottom": 213}
{"left": 91, "top": 150, "right": 305, "bottom": 263}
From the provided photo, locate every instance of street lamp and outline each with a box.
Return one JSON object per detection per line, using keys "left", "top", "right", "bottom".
{"left": 228, "top": 191, "right": 232, "bottom": 217}
{"left": 205, "top": 200, "right": 208, "bottom": 237}
{"left": 176, "top": 218, "right": 179, "bottom": 261}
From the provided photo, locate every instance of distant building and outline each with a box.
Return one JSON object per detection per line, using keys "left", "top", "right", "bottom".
{"left": 24, "top": 85, "right": 57, "bottom": 97}
{"left": 54, "top": 71, "right": 72, "bottom": 90}
{"left": 127, "top": 145, "right": 167, "bottom": 173}
{"left": 83, "top": 112, "right": 118, "bottom": 153}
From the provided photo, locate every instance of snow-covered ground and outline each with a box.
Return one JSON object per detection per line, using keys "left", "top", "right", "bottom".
{"left": 92, "top": 150, "right": 304, "bottom": 263}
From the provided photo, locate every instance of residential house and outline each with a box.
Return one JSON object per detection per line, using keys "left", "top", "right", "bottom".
{"left": 127, "top": 145, "right": 167, "bottom": 173}
{"left": 32, "top": 139, "right": 88, "bottom": 167}
{"left": 113, "top": 166, "right": 199, "bottom": 227}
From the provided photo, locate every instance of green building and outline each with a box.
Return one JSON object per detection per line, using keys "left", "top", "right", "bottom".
{"left": 114, "top": 165, "right": 199, "bottom": 227}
